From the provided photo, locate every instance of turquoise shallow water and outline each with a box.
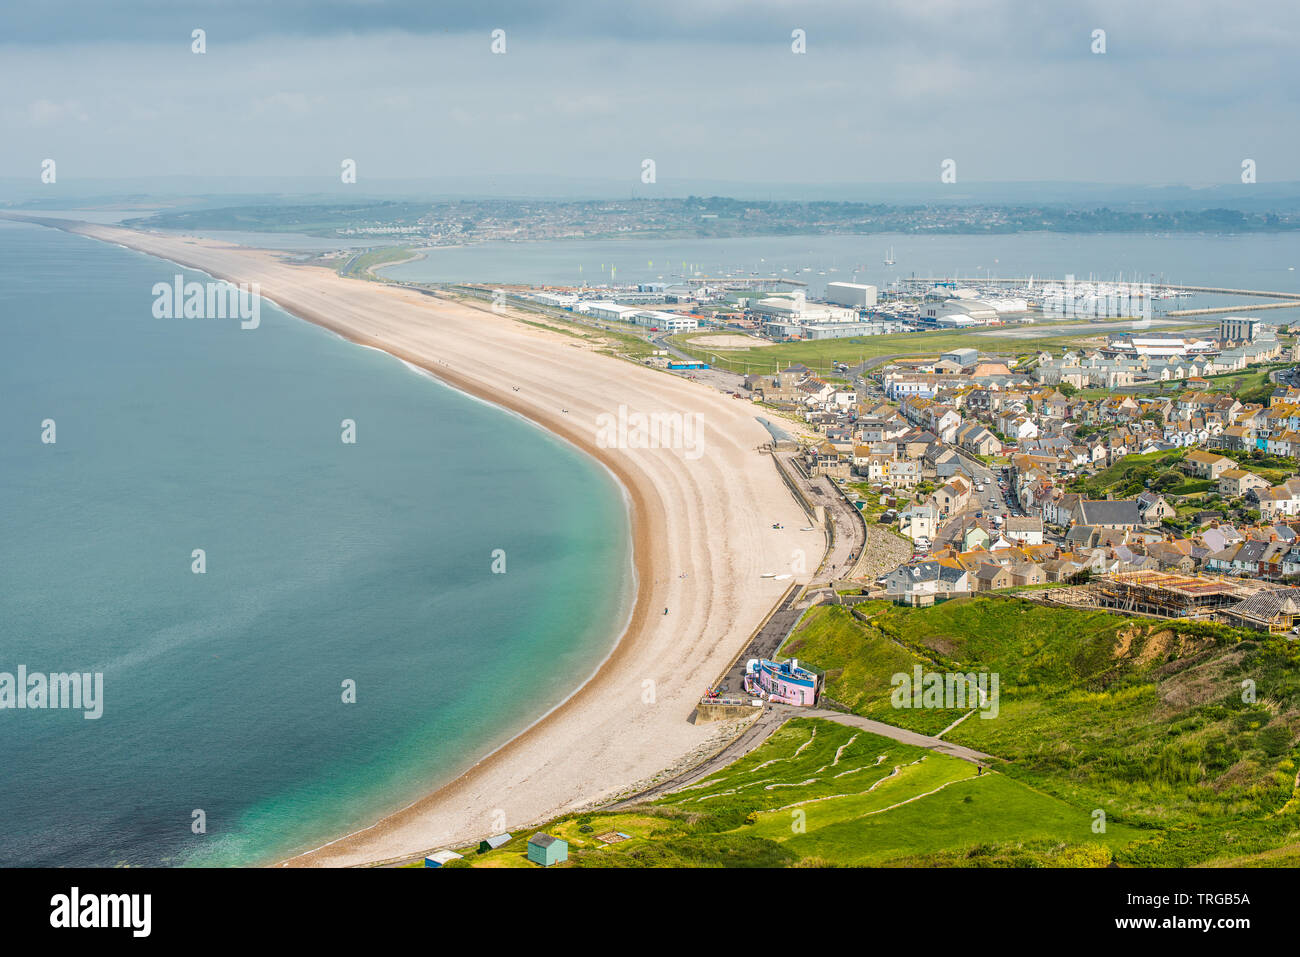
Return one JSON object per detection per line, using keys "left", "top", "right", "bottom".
{"left": 0, "top": 220, "right": 633, "bottom": 867}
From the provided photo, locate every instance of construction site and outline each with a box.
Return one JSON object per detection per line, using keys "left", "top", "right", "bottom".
{"left": 1039, "top": 569, "right": 1300, "bottom": 634}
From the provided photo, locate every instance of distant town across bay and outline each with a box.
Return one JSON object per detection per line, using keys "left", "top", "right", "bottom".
{"left": 109, "top": 197, "right": 1300, "bottom": 244}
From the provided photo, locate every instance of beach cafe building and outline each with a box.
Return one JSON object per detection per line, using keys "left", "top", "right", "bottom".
{"left": 744, "top": 658, "right": 820, "bottom": 706}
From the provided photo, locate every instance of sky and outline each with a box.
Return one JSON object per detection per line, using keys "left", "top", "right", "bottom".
{"left": 1, "top": 0, "right": 1297, "bottom": 195}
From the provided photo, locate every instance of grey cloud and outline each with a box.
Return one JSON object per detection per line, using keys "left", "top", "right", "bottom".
{"left": 0, "top": 2, "right": 1295, "bottom": 187}
{"left": 3, "top": 0, "right": 1297, "bottom": 56}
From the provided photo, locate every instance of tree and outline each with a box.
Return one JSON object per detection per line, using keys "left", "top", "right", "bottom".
{"left": 1153, "top": 471, "right": 1182, "bottom": 491}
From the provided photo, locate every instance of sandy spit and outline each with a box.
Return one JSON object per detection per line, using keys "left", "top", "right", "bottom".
{"left": 17, "top": 218, "right": 822, "bottom": 866}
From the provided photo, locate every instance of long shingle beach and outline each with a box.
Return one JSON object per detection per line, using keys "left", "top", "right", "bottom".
{"left": 37, "top": 220, "right": 822, "bottom": 866}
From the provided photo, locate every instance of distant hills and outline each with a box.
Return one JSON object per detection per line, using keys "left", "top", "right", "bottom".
{"left": 91, "top": 195, "right": 1300, "bottom": 242}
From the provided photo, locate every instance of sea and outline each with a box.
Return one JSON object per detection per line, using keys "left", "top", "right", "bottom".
{"left": 377, "top": 231, "right": 1300, "bottom": 321}
{"left": 0, "top": 218, "right": 634, "bottom": 866}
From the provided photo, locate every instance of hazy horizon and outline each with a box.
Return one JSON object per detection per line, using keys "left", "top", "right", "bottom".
{"left": 7, "top": 178, "right": 1300, "bottom": 212}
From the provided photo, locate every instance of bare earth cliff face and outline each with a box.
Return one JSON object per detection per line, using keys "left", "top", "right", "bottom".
{"left": 52, "top": 222, "right": 820, "bottom": 866}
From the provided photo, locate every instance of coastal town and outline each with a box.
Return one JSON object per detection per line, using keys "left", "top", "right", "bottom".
{"left": 472, "top": 273, "right": 1300, "bottom": 640}
{"left": 128, "top": 196, "right": 1300, "bottom": 244}
{"left": 745, "top": 314, "right": 1300, "bottom": 629}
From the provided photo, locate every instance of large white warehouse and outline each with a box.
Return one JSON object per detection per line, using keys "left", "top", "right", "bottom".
{"left": 825, "top": 282, "right": 878, "bottom": 308}
{"left": 579, "top": 301, "right": 641, "bottom": 322}
{"left": 633, "top": 310, "right": 698, "bottom": 332}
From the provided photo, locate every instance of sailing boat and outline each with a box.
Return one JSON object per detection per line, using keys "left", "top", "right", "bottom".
{"left": 883, "top": 246, "right": 895, "bottom": 266}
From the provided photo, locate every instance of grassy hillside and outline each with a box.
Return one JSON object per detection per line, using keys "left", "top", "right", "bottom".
{"left": 1201, "top": 362, "right": 1289, "bottom": 406}
{"left": 781, "top": 599, "right": 1300, "bottom": 866}
{"left": 440, "top": 718, "right": 1140, "bottom": 868}
{"left": 417, "top": 597, "right": 1298, "bottom": 869}
{"left": 1065, "top": 448, "right": 1186, "bottom": 499}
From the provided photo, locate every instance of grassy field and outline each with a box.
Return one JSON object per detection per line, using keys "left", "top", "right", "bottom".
{"left": 439, "top": 718, "right": 1140, "bottom": 868}
{"left": 777, "top": 599, "right": 1300, "bottom": 866}
{"left": 667, "top": 329, "right": 1066, "bottom": 377}
{"left": 1199, "top": 362, "right": 1289, "bottom": 405}
{"left": 667, "top": 324, "right": 1204, "bottom": 378}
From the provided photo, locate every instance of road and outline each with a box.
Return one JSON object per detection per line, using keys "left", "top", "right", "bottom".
{"left": 849, "top": 350, "right": 1019, "bottom": 380}
{"left": 649, "top": 331, "right": 751, "bottom": 393}
{"left": 951, "top": 448, "right": 1014, "bottom": 516}
{"left": 929, "top": 448, "right": 1018, "bottom": 550}
{"left": 610, "top": 704, "right": 995, "bottom": 807}
{"left": 607, "top": 706, "right": 794, "bottom": 807}
{"left": 812, "top": 473, "right": 869, "bottom": 582}
{"left": 714, "top": 586, "right": 808, "bottom": 696}
{"left": 798, "top": 709, "right": 993, "bottom": 764}
{"left": 775, "top": 450, "right": 866, "bottom": 582}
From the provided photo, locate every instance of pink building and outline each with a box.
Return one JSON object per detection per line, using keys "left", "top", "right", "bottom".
{"left": 744, "top": 658, "right": 819, "bottom": 706}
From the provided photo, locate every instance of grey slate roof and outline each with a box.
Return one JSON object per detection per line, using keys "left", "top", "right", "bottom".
{"left": 901, "top": 560, "right": 942, "bottom": 582}
{"left": 1235, "top": 539, "right": 1268, "bottom": 564}
{"left": 938, "top": 565, "right": 967, "bottom": 585}
{"left": 1228, "top": 587, "right": 1300, "bottom": 624}
{"left": 1065, "top": 525, "right": 1097, "bottom": 547}
{"left": 1077, "top": 500, "right": 1141, "bottom": 527}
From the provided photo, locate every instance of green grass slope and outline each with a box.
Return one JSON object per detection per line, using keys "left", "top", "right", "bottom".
{"left": 783, "top": 598, "right": 1300, "bottom": 866}
{"left": 443, "top": 718, "right": 1141, "bottom": 868}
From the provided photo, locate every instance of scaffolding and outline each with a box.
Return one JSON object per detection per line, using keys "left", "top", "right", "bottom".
{"left": 1091, "top": 570, "right": 1251, "bottom": 619}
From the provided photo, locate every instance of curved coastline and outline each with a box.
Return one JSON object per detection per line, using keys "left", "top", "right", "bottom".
{"left": 6, "top": 214, "right": 821, "bottom": 867}
{"left": 71, "top": 221, "right": 658, "bottom": 865}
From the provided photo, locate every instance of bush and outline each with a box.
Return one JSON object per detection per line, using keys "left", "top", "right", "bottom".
{"left": 1153, "top": 470, "right": 1183, "bottom": 490}
{"left": 1259, "top": 723, "right": 1294, "bottom": 758}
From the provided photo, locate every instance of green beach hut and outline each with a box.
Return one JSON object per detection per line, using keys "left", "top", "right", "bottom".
{"left": 526, "top": 833, "right": 568, "bottom": 867}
